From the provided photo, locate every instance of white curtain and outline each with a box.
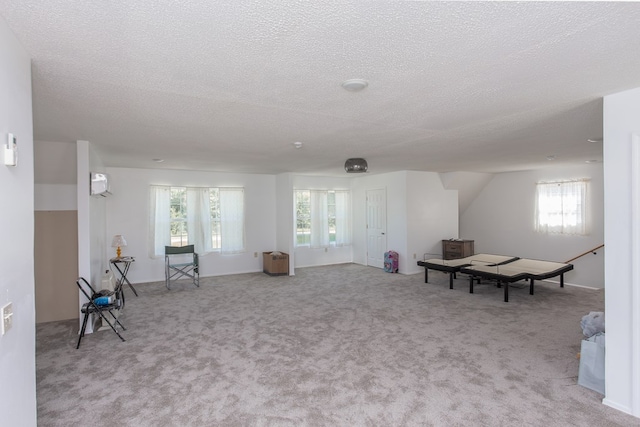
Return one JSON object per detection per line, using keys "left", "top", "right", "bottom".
{"left": 310, "top": 190, "right": 329, "bottom": 248}
{"left": 187, "top": 187, "right": 213, "bottom": 255}
{"left": 334, "top": 190, "right": 351, "bottom": 246}
{"left": 535, "top": 180, "right": 587, "bottom": 235}
{"left": 220, "top": 188, "right": 245, "bottom": 254}
{"left": 149, "top": 185, "right": 171, "bottom": 258}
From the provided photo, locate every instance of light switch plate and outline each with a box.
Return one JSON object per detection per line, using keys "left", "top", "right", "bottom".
{"left": 1, "top": 302, "right": 13, "bottom": 335}
{"left": 4, "top": 133, "right": 17, "bottom": 166}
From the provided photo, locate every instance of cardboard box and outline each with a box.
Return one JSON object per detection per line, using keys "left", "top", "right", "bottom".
{"left": 263, "top": 251, "right": 289, "bottom": 276}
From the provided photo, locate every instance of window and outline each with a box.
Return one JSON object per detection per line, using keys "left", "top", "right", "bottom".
{"left": 210, "top": 189, "right": 221, "bottom": 249}
{"left": 170, "top": 188, "right": 188, "bottom": 246}
{"left": 295, "top": 189, "right": 351, "bottom": 247}
{"left": 149, "top": 186, "right": 245, "bottom": 257}
{"left": 535, "top": 179, "right": 588, "bottom": 235}
{"left": 295, "top": 191, "right": 311, "bottom": 246}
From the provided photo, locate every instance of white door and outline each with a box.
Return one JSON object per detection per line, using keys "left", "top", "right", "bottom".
{"left": 366, "top": 189, "right": 387, "bottom": 268}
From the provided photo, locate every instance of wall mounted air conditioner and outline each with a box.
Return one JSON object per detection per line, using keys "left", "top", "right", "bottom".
{"left": 90, "top": 172, "right": 111, "bottom": 197}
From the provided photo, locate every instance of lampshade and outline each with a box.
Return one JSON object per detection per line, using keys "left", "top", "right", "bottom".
{"left": 111, "top": 235, "right": 127, "bottom": 248}
{"left": 111, "top": 235, "right": 127, "bottom": 258}
{"left": 344, "top": 158, "right": 368, "bottom": 173}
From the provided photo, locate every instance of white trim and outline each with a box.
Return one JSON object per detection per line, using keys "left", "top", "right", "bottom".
{"left": 541, "top": 278, "right": 600, "bottom": 290}
{"left": 630, "top": 133, "right": 640, "bottom": 415}
{"left": 603, "top": 398, "right": 633, "bottom": 416}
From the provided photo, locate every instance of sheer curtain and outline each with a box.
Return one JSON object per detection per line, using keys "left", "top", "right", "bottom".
{"left": 334, "top": 190, "right": 351, "bottom": 246}
{"left": 310, "top": 190, "right": 329, "bottom": 248}
{"left": 149, "top": 185, "right": 171, "bottom": 257}
{"left": 220, "top": 188, "right": 245, "bottom": 254}
{"left": 535, "top": 180, "right": 587, "bottom": 235}
{"left": 186, "top": 187, "right": 213, "bottom": 255}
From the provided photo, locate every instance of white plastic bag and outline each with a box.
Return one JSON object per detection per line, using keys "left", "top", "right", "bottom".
{"left": 578, "top": 332, "right": 605, "bottom": 395}
{"left": 101, "top": 269, "right": 116, "bottom": 292}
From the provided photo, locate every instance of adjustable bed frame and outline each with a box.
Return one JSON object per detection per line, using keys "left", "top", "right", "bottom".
{"left": 416, "top": 254, "right": 520, "bottom": 289}
{"left": 460, "top": 258, "right": 574, "bottom": 302}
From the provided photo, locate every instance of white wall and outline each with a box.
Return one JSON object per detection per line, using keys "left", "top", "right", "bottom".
{"left": 351, "top": 171, "right": 457, "bottom": 274}
{"left": 292, "top": 175, "right": 353, "bottom": 268}
{"left": 0, "top": 16, "right": 37, "bottom": 426}
{"left": 77, "top": 141, "right": 109, "bottom": 333}
{"left": 105, "top": 167, "right": 277, "bottom": 283}
{"left": 460, "top": 164, "right": 605, "bottom": 288}
{"left": 275, "top": 173, "right": 295, "bottom": 274}
{"left": 440, "top": 171, "right": 494, "bottom": 216}
{"left": 34, "top": 184, "right": 77, "bottom": 210}
{"left": 406, "top": 171, "right": 458, "bottom": 274}
{"left": 602, "top": 87, "right": 640, "bottom": 417}
{"left": 77, "top": 141, "right": 109, "bottom": 287}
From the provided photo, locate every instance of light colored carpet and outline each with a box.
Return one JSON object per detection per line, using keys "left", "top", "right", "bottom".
{"left": 36, "top": 264, "right": 639, "bottom": 426}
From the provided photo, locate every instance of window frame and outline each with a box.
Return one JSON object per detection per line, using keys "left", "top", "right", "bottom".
{"left": 534, "top": 179, "right": 588, "bottom": 236}
{"left": 294, "top": 189, "right": 351, "bottom": 248}
{"left": 149, "top": 185, "right": 245, "bottom": 257}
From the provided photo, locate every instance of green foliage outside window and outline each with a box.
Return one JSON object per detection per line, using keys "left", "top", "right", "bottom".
{"left": 170, "top": 188, "right": 188, "bottom": 246}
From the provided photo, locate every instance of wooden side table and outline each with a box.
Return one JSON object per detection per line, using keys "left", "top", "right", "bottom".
{"left": 442, "top": 240, "right": 474, "bottom": 260}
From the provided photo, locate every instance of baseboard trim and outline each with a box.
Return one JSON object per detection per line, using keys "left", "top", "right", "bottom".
{"left": 541, "top": 279, "right": 601, "bottom": 290}
{"left": 602, "top": 398, "right": 634, "bottom": 417}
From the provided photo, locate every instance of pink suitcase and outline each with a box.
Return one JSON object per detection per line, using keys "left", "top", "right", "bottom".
{"left": 384, "top": 251, "right": 399, "bottom": 273}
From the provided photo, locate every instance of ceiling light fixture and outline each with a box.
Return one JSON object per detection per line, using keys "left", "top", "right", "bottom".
{"left": 587, "top": 137, "right": 603, "bottom": 143}
{"left": 293, "top": 141, "right": 303, "bottom": 149}
{"left": 546, "top": 155, "right": 556, "bottom": 161}
{"left": 341, "top": 79, "right": 368, "bottom": 92}
{"left": 344, "top": 158, "right": 368, "bottom": 173}
{"left": 152, "top": 158, "right": 164, "bottom": 163}
{"left": 585, "top": 159, "right": 600, "bottom": 164}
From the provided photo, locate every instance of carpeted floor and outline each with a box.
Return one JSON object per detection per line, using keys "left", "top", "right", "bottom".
{"left": 36, "top": 264, "right": 639, "bottom": 426}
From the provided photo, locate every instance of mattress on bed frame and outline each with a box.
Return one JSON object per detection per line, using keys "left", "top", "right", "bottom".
{"left": 418, "top": 254, "right": 518, "bottom": 270}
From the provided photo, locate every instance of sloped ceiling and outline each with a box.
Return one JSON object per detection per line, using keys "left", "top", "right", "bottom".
{"left": 3, "top": 1, "right": 640, "bottom": 177}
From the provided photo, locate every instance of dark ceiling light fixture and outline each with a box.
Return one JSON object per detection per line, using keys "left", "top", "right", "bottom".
{"left": 344, "top": 158, "right": 368, "bottom": 173}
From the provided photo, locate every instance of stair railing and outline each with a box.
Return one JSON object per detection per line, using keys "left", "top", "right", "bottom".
{"left": 565, "top": 244, "right": 604, "bottom": 264}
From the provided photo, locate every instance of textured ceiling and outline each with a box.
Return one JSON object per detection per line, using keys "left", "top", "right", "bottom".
{"left": 3, "top": 1, "right": 640, "bottom": 177}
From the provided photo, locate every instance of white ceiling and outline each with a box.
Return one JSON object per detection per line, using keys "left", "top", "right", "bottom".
{"left": 3, "top": 1, "right": 640, "bottom": 177}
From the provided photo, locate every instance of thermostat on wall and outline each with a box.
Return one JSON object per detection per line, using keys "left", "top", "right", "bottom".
{"left": 4, "top": 133, "right": 17, "bottom": 166}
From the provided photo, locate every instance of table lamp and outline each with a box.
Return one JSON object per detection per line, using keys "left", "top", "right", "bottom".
{"left": 111, "top": 234, "right": 127, "bottom": 258}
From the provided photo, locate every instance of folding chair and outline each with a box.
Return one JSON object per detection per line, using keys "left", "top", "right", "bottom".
{"left": 76, "top": 277, "right": 126, "bottom": 349}
{"left": 165, "top": 245, "right": 200, "bottom": 290}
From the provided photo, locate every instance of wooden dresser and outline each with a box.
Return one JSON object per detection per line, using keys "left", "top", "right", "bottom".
{"left": 442, "top": 239, "right": 475, "bottom": 260}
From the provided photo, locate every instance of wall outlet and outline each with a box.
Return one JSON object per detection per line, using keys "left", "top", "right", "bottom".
{"left": 1, "top": 302, "right": 13, "bottom": 335}
{"left": 254, "top": 252, "right": 258, "bottom": 258}
{"left": 413, "top": 253, "right": 416, "bottom": 259}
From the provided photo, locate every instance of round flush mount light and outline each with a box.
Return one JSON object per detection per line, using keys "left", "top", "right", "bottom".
{"left": 587, "top": 137, "right": 603, "bottom": 143}
{"left": 585, "top": 159, "right": 600, "bottom": 164}
{"left": 341, "top": 79, "right": 368, "bottom": 92}
{"left": 152, "top": 158, "right": 165, "bottom": 163}
{"left": 293, "top": 141, "right": 303, "bottom": 149}
{"left": 546, "top": 155, "right": 556, "bottom": 161}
